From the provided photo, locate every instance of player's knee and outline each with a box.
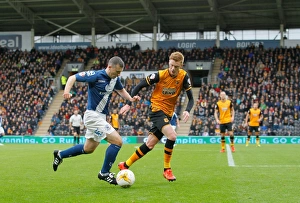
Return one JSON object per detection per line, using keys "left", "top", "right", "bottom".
{"left": 145, "top": 138, "right": 157, "bottom": 149}
{"left": 110, "top": 136, "right": 123, "bottom": 147}
{"left": 146, "top": 142, "right": 155, "bottom": 150}
{"left": 145, "top": 134, "right": 159, "bottom": 149}
{"left": 167, "top": 133, "right": 176, "bottom": 141}
{"left": 83, "top": 147, "right": 95, "bottom": 154}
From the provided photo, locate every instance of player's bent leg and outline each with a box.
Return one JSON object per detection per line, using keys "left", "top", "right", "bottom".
{"left": 83, "top": 138, "right": 100, "bottom": 153}
{"left": 163, "top": 168, "right": 176, "bottom": 182}
{"left": 73, "top": 134, "right": 76, "bottom": 145}
{"left": 99, "top": 131, "right": 121, "bottom": 185}
{"left": 52, "top": 150, "right": 63, "bottom": 171}
{"left": 98, "top": 172, "right": 117, "bottom": 185}
{"left": 53, "top": 142, "right": 92, "bottom": 172}
{"left": 119, "top": 132, "right": 158, "bottom": 170}
{"left": 162, "top": 124, "right": 177, "bottom": 181}
{"left": 255, "top": 132, "right": 260, "bottom": 147}
{"left": 220, "top": 134, "right": 225, "bottom": 152}
{"left": 229, "top": 131, "right": 235, "bottom": 152}
{"left": 145, "top": 132, "right": 160, "bottom": 149}
{"left": 246, "top": 133, "right": 251, "bottom": 147}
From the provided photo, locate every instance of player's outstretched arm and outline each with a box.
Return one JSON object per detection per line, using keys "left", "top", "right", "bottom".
{"left": 63, "top": 75, "right": 76, "bottom": 99}
{"left": 182, "top": 89, "right": 194, "bottom": 122}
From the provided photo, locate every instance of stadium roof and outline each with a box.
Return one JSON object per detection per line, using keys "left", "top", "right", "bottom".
{"left": 0, "top": 0, "right": 300, "bottom": 36}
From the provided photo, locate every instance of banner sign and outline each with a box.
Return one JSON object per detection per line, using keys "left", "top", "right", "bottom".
{"left": 220, "top": 40, "right": 279, "bottom": 49}
{"left": 0, "top": 35, "right": 22, "bottom": 49}
{"left": 0, "top": 136, "right": 138, "bottom": 144}
{"left": 66, "top": 62, "right": 84, "bottom": 72}
{"left": 173, "top": 136, "right": 300, "bottom": 144}
{"left": 34, "top": 42, "right": 90, "bottom": 51}
{"left": 0, "top": 31, "right": 31, "bottom": 50}
{"left": 158, "top": 40, "right": 215, "bottom": 50}
{"left": 158, "top": 40, "right": 280, "bottom": 50}
{"left": 2, "top": 136, "right": 299, "bottom": 144}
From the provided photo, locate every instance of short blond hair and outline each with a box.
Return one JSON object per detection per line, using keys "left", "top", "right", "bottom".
{"left": 169, "top": 51, "right": 184, "bottom": 65}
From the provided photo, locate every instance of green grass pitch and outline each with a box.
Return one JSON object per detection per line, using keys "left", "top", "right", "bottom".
{"left": 0, "top": 144, "right": 299, "bottom": 203}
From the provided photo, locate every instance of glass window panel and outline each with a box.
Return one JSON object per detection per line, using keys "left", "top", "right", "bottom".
{"left": 184, "top": 32, "right": 197, "bottom": 40}
{"left": 141, "top": 33, "right": 152, "bottom": 41}
{"left": 118, "top": 34, "right": 128, "bottom": 42}
{"left": 204, "top": 31, "right": 211, "bottom": 39}
{"left": 34, "top": 36, "right": 41, "bottom": 43}
{"left": 83, "top": 35, "right": 92, "bottom": 42}
{"left": 158, "top": 33, "right": 166, "bottom": 41}
{"left": 242, "top": 30, "right": 256, "bottom": 40}
{"left": 256, "top": 30, "right": 269, "bottom": 40}
{"left": 42, "top": 36, "right": 54, "bottom": 43}
{"left": 59, "top": 35, "right": 71, "bottom": 42}
{"left": 97, "top": 34, "right": 108, "bottom": 42}
{"left": 269, "top": 30, "right": 280, "bottom": 40}
{"left": 171, "top": 32, "right": 184, "bottom": 40}
{"left": 128, "top": 34, "right": 140, "bottom": 41}
{"left": 72, "top": 35, "right": 83, "bottom": 42}
{"left": 231, "top": 30, "right": 243, "bottom": 40}
{"left": 288, "top": 29, "right": 300, "bottom": 39}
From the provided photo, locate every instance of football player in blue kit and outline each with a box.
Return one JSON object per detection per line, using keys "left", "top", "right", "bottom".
{"left": 52, "top": 56, "right": 140, "bottom": 185}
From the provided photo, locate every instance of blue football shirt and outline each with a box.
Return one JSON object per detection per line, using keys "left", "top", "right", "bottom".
{"left": 75, "top": 70, "right": 123, "bottom": 115}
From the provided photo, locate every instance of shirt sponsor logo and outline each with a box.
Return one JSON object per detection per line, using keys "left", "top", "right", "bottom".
{"left": 86, "top": 71, "right": 95, "bottom": 76}
{"left": 162, "top": 87, "right": 176, "bottom": 95}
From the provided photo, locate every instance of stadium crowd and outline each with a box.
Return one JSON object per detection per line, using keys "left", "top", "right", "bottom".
{"left": 1, "top": 45, "right": 300, "bottom": 137}
{"left": 0, "top": 46, "right": 63, "bottom": 135}
{"left": 189, "top": 45, "right": 300, "bottom": 136}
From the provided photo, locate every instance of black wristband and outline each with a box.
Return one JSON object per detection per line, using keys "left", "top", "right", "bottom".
{"left": 184, "top": 108, "right": 191, "bottom": 113}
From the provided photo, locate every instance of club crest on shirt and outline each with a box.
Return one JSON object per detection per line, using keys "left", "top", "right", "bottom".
{"left": 79, "top": 72, "right": 86, "bottom": 77}
{"left": 105, "top": 124, "right": 111, "bottom": 131}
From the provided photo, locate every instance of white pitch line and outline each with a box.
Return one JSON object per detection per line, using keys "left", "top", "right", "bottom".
{"left": 226, "top": 144, "right": 235, "bottom": 167}
{"left": 237, "top": 165, "right": 300, "bottom": 168}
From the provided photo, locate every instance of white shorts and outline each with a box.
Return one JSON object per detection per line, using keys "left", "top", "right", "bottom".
{"left": 83, "top": 110, "right": 115, "bottom": 142}
{"left": 0, "top": 127, "right": 4, "bottom": 135}
{"left": 171, "top": 125, "right": 176, "bottom": 131}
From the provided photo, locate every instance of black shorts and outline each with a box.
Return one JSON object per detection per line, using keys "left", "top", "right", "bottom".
{"left": 149, "top": 110, "right": 171, "bottom": 140}
{"left": 220, "top": 122, "right": 233, "bottom": 133}
{"left": 248, "top": 126, "right": 259, "bottom": 132}
{"left": 72, "top": 126, "right": 80, "bottom": 135}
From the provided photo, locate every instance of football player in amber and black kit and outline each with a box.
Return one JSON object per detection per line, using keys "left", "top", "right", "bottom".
{"left": 118, "top": 51, "right": 194, "bottom": 181}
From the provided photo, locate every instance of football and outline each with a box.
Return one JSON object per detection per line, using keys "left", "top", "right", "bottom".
{"left": 116, "top": 169, "right": 135, "bottom": 188}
